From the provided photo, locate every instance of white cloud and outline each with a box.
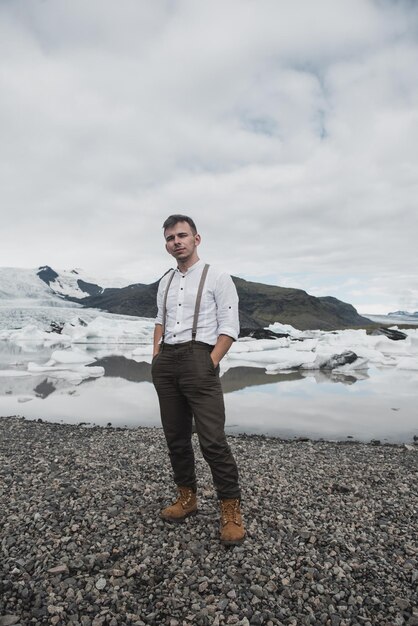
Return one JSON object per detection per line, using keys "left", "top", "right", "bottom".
{"left": 0, "top": 0, "right": 417, "bottom": 314}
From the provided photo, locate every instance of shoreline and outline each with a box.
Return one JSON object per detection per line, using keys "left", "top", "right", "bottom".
{"left": 2, "top": 414, "right": 418, "bottom": 448}
{"left": 1, "top": 416, "right": 417, "bottom": 625}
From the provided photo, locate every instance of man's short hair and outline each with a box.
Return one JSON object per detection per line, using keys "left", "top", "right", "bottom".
{"left": 163, "top": 214, "right": 197, "bottom": 235}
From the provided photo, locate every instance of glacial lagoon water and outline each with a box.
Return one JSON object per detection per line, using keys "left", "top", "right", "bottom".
{"left": 0, "top": 341, "right": 417, "bottom": 443}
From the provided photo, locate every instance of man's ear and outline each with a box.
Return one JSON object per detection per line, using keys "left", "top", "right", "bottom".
{"left": 195, "top": 234, "right": 201, "bottom": 247}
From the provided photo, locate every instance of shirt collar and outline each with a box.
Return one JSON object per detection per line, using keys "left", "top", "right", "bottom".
{"left": 176, "top": 258, "right": 204, "bottom": 276}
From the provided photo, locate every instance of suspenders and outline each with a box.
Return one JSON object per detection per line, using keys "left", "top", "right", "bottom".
{"left": 161, "top": 264, "right": 210, "bottom": 344}
{"left": 161, "top": 270, "right": 176, "bottom": 342}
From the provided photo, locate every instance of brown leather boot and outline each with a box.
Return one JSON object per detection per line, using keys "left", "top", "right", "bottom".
{"left": 219, "top": 498, "right": 246, "bottom": 545}
{"left": 160, "top": 486, "right": 197, "bottom": 523}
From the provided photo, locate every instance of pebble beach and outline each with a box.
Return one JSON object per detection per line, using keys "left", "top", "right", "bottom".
{"left": 1, "top": 416, "right": 417, "bottom": 626}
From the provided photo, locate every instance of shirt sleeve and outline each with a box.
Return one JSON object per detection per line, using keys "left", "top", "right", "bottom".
{"left": 155, "top": 276, "right": 165, "bottom": 326}
{"left": 214, "top": 272, "right": 240, "bottom": 341}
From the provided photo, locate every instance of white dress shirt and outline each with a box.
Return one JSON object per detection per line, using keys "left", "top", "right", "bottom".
{"left": 155, "top": 259, "right": 240, "bottom": 345}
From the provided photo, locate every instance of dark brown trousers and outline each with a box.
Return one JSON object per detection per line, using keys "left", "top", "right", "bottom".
{"left": 151, "top": 341, "right": 241, "bottom": 500}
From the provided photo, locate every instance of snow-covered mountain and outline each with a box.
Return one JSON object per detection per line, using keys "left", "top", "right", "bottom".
{"left": 0, "top": 266, "right": 129, "bottom": 303}
{"left": 388, "top": 310, "right": 418, "bottom": 319}
{"left": 36, "top": 266, "right": 103, "bottom": 299}
{"left": 0, "top": 264, "right": 373, "bottom": 332}
{"left": 0, "top": 267, "right": 57, "bottom": 301}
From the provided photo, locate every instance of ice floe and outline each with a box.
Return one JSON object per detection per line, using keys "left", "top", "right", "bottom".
{"left": 396, "top": 357, "right": 418, "bottom": 371}
{"left": 1, "top": 314, "right": 418, "bottom": 384}
{"left": 49, "top": 349, "right": 95, "bottom": 364}
{"left": 0, "top": 324, "right": 62, "bottom": 348}
{"left": 62, "top": 316, "right": 155, "bottom": 344}
{"left": 27, "top": 360, "right": 104, "bottom": 383}
{"left": 0, "top": 369, "right": 33, "bottom": 377}
{"left": 228, "top": 326, "right": 418, "bottom": 374}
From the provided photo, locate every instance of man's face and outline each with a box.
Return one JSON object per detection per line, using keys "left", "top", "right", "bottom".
{"left": 164, "top": 221, "right": 201, "bottom": 265}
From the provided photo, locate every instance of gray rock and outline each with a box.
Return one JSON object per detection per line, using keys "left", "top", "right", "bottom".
{"left": 249, "top": 584, "right": 264, "bottom": 599}
{"left": 47, "top": 564, "right": 69, "bottom": 575}
{"left": 1, "top": 416, "right": 417, "bottom": 626}
{"left": 395, "top": 597, "right": 410, "bottom": 610}
{"left": 95, "top": 578, "right": 106, "bottom": 590}
{"left": 320, "top": 351, "right": 358, "bottom": 369}
{"left": 371, "top": 327, "right": 407, "bottom": 341}
{"left": 0, "top": 617, "right": 21, "bottom": 626}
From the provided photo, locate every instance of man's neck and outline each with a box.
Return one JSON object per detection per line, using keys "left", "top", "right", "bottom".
{"left": 177, "top": 256, "right": 201, "bottom": 273}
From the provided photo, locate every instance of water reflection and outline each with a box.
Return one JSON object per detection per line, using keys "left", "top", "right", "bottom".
{"left": 222, "top": 366, "right": 304, "bottom": 392}
{"left": 34, "top": 379, "right": 57, "bottom": 399}
{"left": 90, "top": 356, "right": 306, "bottom": 390}
{"left": 300, "top": 370, "right": 369, "bottom": 385}
{"left": 88, "top": 356, "right": 367, "bottom": 392}
{"left": 91, "top": 356, "right": 153, "bottom": 383}
{"left": 0, "top": 352, "right": 415, "bottom": 442}
{"left": 0, "top": 354, "right": 367, "bottom": 406}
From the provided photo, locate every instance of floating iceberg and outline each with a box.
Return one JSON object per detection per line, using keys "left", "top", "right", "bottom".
{"left": 1, "top": 316, "right": 418, "bottom": 379}
{"left": 62, "top": 315, "right": 155, "bottom": 344}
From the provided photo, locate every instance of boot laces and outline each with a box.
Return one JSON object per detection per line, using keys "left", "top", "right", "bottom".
{"left": 178, "top": 487, "right": 194, "bottom": 506}
{"left": 221, "top": 499, "right": 240, "bottom": 525}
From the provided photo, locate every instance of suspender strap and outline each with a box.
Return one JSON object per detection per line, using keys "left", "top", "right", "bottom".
{"left": 161, "top": 263, "right": 210, "bottom": 343}
{"left": 161, "top": 270, "right": 176, "bottom": 343}
{"left": 192, "top": 263, "right": 210, "bottom": 341}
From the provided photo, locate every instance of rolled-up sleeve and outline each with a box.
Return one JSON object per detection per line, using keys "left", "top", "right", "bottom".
{"left": 214, "top": 273, "right": 240, "bottom": 341}
{"left": 155, "top": 277, "right": 165, "bottom": 326}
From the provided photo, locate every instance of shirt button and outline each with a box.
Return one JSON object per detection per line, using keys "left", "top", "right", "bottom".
{"left": 173, "top": 334, "right": 176, "bottom": 337}
{"left": 179, "top": 303, "right": 181, "bottom": 306}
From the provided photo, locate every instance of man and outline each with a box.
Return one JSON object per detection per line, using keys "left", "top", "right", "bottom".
{"left": 151, "top": 214, "right": 245, "bottom": 545}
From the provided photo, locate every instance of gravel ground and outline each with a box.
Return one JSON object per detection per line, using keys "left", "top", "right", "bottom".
{"left": 1, "top": 416, "right": 417, "bottom": 626}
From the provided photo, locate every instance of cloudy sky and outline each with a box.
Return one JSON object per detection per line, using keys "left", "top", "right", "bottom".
{"left": 1, "top": 0, "right": 417, "bottom": 314}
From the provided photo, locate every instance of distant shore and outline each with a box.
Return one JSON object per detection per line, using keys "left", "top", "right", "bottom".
{"left": 1, "top": 416, "right": 417, "bottom": 625}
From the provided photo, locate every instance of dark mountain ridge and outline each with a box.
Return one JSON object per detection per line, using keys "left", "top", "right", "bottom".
{"left": 232, "top": 277, "right": 371, "bottom": 330}
{"left": 76, "top": 273, "right": 371, "bottom": 331}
